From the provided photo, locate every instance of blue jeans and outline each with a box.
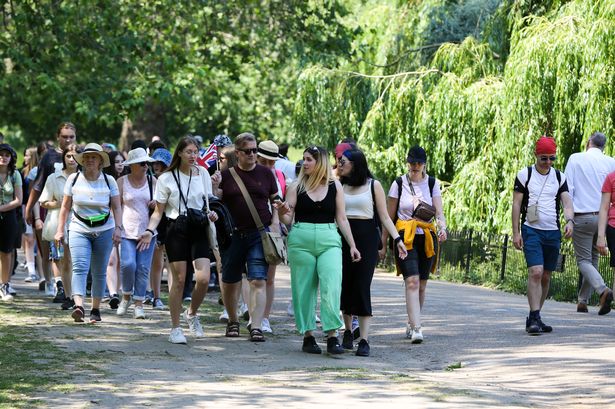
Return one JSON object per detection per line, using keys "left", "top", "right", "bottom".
{"left": 69, "top": 228, "right": 114, "bottom": 298}
{"left": 120, "top": 238, "right": 155, "bottom": 301}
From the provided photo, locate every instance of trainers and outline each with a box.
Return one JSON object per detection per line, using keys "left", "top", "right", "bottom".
{"left": 0, "top": 283, "right": 14, "bottom": 301}
{"left": 7, "top": 282, "right": 16, "bottom": 296}
{"left": 577, "top": 302, "right": 588, "bottom": 313}
{"left": 219, "top": 309, "right": 229, "bottom": 323}
{"left": 302, "top": 335, "right": 322, "bottom": 354}
{"left": 405, "top": 324, "right": 413, "bottom": 339}
{"left": 183, "top": 296, "right": 192, "bottom": 303}
{"left": 134, "top": 305, "right": 145, "bottom": 319}
{"left": 89, "top": 308, "right": 102, "bottom": 323}
{"left": 169, "top": 327, "right": 187, "bottom": 344}
{"left": 144, "top": 290, "right": 154, "bottom": 305}
{"left": 153, "top": 298, "right": 165, "bottom": 310}
{"left": 61, "top": 298, "right": 75, "bottom": 310}
{"left": 287, "top": 302, "right": 294, "bottom": 317}
{"left": 184, "top": 310, "right": 204, "bottom": 337}
{"left": 410, "top": 327, "right": 424, "bottom": 344}
{"left": 53, "top": 286, "right": 66, "bottom": 303}
{"left": 536, "top": 317, "right": 552, "bottom": 333}
{"left": 326, "top": 336, "right": 344, "bottom": 354}
{"left": 598, "top": 289, "right": 613, "bottom": 315}
{"left": 45, "top": 281, "right": 55, "bottom": 296}
{"left": 351, "top": 316, "right": 360, "bottom": 339}
{"left": 525, "top": 317, "right": 540, "bottom": 335}
{"left": 109, "top": 294, "right": 120, "bottom": 310}
{"left": 261, "top": 318, "right": 273, "bottom": 334}
{"left": 38, "top": 280, "right": 46, "bottom": 291}
{"left": 72, "top": 306, "right": 85, "bottom": 322}
{"left": 117, "top": 298, "right": 131, "bottom": 316}
{"left": 239, "top": 303, "right": 249, "bottom": 321}
{"left": 342, "top": 329, "right": 354, "bottom": 350}
{"left": 24, "top": 273, "right": 39, "bottom": 283}
{"left": 315, "top": 313, "right": 321, "bottom": 324}
{"left": 355, "top": 339, "right": 370, "bottom": 357}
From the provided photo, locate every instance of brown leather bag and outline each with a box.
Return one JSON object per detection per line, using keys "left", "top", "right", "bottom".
{"left": 407, "top": 175, "right": 436, "bottom": 222}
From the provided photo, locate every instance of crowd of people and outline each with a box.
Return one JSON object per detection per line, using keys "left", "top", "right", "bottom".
{"left": 4, "top": 123, "right": 612, "bottom": 356}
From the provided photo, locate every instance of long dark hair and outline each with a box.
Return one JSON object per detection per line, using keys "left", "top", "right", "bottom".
{"left": 104, "top": 151, "right": 126, "bottom": 179}
{"left": 0, "top": 144, "right": 17, "bottom": 175}
{"left": 339, "top": 149, "right": 373, "bottom": 187}
{"left": 167, "top": 136, "right": 199, "bottom": 174}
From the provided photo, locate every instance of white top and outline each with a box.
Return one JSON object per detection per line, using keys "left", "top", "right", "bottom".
{"left": 564, "top": 148, "right": 615, "bottom": 213}
{"left": 275, "top": 158, "right": 297, "bottom": 182}
{"left": 40, "top": 170, "right": 71, "bottom": 241}
{"left": 515, "top": 166, "right": 568, "bottom": 231}
{"left": 344, "top": 185, "right": 373, "bottom": 219}
{"left": 120, "top": 176, "right": 155, "bottom": 240}
{"left": 154, "top": 166, "right": 212, "bottom": 220}
{"left": 64, "top": 172, "right": 119, "bottom": 233}
{"left": 388, "top": 174, "right": 441, "bottom": 234}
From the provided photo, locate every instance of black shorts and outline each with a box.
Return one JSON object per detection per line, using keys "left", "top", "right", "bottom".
{"left": 165, "top": 217, "right": 211, "bottom": 263}
{"left": 606, "top": 225, "right": 615, "bottom": 267}
{"left": 0, "top": 210, "right": 18, "bottom": 253}
{"left": 395, "top": 232, "right": 437, "bottom": 280}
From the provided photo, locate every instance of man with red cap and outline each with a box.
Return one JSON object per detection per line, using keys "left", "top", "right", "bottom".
{"left": 512, "top": 136, "right": 574, "bottom": 334}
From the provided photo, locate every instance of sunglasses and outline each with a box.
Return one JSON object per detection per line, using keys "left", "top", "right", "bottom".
{"left": 539, "top": 156, "right": 557, "bottom": 162}
{"left": 238, "top": 148, "right": 258, "bottom": 155}
{"left": 138, "top": 162, "right": 148, "bottom": 167}
{"left": 338, "top": 159, "right": 347, "bottom": 167}
{"left": 305, "top": 146, "right": 320, "bottom": 155}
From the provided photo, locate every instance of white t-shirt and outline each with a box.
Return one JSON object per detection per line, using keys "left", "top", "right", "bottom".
{"left": 514, "top": 166, "right": 568, "bottom": 231}
{"left": 388, "top": 174, "right": 441, "bottom": 234}
{"left": 154, "top": 166, "right": 212, "bottom": 220}
{"left": 40, "top": 170, "right": 71, "bottom": 241}
{"left": 64, "top": 172, "right": 119, "bottom": 234}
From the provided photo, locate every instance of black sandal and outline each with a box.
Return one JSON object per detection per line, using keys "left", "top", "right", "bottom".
{"left": 249, "top": 328, "right": 265, "bottom": 342}
{"left": 225, "top": 321, "right": 240, "bottom": 337}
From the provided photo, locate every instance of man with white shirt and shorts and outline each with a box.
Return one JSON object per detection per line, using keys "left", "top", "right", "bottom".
{"left": 512, "top": 136, "right": 574, "bottom": 334}
{"left": 565, "top": 131, "right": 615, "bottom": 314}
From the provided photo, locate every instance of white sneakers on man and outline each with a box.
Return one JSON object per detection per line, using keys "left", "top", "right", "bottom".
{"left": 169, "top": 327, "right": 187, "bottom": 344}
{"left": 184, "top": 310, "right": 204, "bottom": 337}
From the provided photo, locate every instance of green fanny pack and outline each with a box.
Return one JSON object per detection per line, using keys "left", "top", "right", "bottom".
{"left": 74, "top": 212, "right": 110, "bottom": 228}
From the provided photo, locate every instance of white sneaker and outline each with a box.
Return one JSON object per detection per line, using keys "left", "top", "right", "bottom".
{"left": 287, "top": 302, "right": 294, "bottom": 317}
{"left": 7, "top": 282, "right": 17, "bottom": 295}
{"left": 24, "top": 274, "right": 39, "bottom": 283}
{"left": 168, "top": 327, "right": 187, "bottom": 344}
{"left": 134, "top": 305, "right": 145, "bottom": 319}
{"left": 0, "top": 284, "right": 14, "bottom": 301}
{"left": 45, "top": 281, "right": 55, "bottom": 296}
{"left": 219, "top": 309, "right": 229, "bottom": 323}
{"left": 406, "top": 324, "right": 413, "bottom": 339}
{"left": 261, "top": 318, "right": 273, "bottom": 334}
{"left": 411, "top": 327, "right": 423, "bottom": 344}
{"left": 184, "top": 310, "right": 204, "bottom": 337}
{"left": 117, "top": 298, "right": 132, "bottom": 316}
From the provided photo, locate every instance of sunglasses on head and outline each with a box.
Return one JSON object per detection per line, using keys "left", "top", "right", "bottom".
{"left": 305, "top": 146, "right": 319, "bottom": 155}
{"left": 539, "top": 156, "right": 556, "bottom": 162}
{"left": 238, "top": 148, "right": 258, "bottom": 155}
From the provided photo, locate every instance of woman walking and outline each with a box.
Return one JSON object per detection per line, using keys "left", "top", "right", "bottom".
{"left": 0, "top": 143, "right": 23, "bottom": 301}
{"left": 386, "top": 145, "right": 447, "bottom": 343}
{"left": 139, "top": 136, "right": 218, "bottom": 344}
{"left": 337, "top": 148, "right": 407, "bottom": 356}
{"left": 277, "top": 146, "right": 361, "bottom": 354}
{"left": 56, "top": 143, "right": 123, "bottom": 323}
{"left": 21, "top": 147, "right": 40, "bottom": 283}
{"left": 116, "top": 148, "right": 157, "bottom": 319}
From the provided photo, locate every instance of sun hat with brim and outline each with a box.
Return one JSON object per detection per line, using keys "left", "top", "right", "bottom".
{"left": 151, "top": 148, "right": 172, "bottom": 167}
{"left": 74, "top": 143, "right": 110, "bottom": 167}
{"left": 123, "top": 147, "right": 155, "bottom": 166}
{"left": 257, "top": 140, "right": 281, "bottom": 161}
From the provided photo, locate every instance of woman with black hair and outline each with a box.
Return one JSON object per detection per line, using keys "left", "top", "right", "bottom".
{"left": 337, "top": 149, "right": 407, "bottom": 356}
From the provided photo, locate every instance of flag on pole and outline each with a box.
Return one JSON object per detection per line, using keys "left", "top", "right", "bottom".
{"left": 197, "top": 143, "right": 217, "bottom": 169}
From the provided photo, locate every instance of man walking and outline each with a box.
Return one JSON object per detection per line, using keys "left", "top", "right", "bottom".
{"left": 565, "top": 132, "right": 615, "bottom": 314}
{"left": 212, "top": 133, "right": 279, "bottom": 342}
{"left": 512, "top": 136, "right": 574, "bottom": 334}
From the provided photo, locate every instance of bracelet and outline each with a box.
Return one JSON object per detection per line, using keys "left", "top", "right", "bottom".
{"left": 394, "top": 236, "right": 402, "bottom": 244}
{"left": 145, "top": 228, "right": 155, "bottom": 235}
{"left": 566, "top": 219, "right": 575, "bottom": 225}
{"left": 115, "top": 225, "right": 124, "bottom": 231}
{"left": 35, "top": 217, "right": 41, "bottom": 221}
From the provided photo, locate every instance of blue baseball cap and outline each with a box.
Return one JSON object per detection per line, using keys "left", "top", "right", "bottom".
{"left": 151, "top": 148, "right": 172, "bottom": 167}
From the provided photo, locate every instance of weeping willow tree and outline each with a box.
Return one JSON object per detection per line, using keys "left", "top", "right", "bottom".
{"left": 291, "top": 0, "right": 615, "bottom": 233}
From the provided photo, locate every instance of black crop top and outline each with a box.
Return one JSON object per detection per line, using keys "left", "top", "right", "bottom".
{"left": 295, "top": 182, "right": 336, "bottom": 223}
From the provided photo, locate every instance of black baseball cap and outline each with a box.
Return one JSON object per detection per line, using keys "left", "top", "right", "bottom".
{"left": 407, "top": 145, "right": 427, "bottom": 163}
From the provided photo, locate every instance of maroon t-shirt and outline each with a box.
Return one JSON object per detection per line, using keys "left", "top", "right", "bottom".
{"left": 220, "top": 164, "right": 278, "bottom": 231}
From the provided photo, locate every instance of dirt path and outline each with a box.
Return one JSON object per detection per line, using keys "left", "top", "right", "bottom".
{"left": 3, "top": 265, "right": 615, "bottom": 408}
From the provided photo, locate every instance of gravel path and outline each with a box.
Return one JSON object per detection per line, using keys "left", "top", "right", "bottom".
{"left": 5, "top": 265, "right": 615, "bottom": 408}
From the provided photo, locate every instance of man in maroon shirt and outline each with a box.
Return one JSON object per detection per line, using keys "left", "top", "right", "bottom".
{"left": 212, "top": 133, "right": 279, "bottom": 342}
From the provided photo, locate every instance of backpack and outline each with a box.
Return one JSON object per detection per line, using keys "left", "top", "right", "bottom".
{"left": 520, "top": 166, "right": 562, "bottom": 225}
{"left": 208, "top": 196, "right": 235, "bottom": 250}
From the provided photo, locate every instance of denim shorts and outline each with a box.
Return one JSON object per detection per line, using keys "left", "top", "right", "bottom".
{"left": 521, "top": 224, "right": 561, "bottom": 271}
{"left": 221, "top": 229, "right": 268, "bottom": 283}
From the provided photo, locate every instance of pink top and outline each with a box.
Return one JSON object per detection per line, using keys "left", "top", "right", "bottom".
{"left": 121, "top": 176, "right": 153, "bottom": 240}
{"left": 601, "top": 171, "right": 615, "bottom": 228}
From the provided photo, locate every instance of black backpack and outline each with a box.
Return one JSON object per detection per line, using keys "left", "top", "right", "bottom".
{"left": 208, "top": 196, "right": 235, "bottom": 250}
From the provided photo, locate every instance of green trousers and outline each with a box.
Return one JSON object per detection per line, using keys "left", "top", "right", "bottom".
{"left": 288, "top": 222, "right": 343, "bottom": 334}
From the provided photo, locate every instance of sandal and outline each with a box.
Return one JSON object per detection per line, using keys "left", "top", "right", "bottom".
{"left": 249, "top": 328, "right": 265, "bottom": 342}
{"left": 225, "top": 321, "right": 240, "bottom": 337}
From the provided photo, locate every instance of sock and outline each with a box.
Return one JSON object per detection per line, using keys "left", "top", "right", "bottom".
{"left": 27, "top": 262, "right": 35, "bottom": 274}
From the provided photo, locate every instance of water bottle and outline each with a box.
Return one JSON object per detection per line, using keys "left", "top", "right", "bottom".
{"left": 57, "top": 242, "right": 64, "bottom": 259}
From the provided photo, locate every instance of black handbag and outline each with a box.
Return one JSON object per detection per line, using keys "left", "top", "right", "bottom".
{"left": 407, "top": 175, "right": 436, "bottom": 222}
{"left": 172, "top": 169, "right": 209, "bottom": 229}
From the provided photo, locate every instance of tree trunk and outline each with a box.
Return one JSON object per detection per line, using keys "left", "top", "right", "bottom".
{"left": 118, "top": 102, "right": 166, "bottom": 152}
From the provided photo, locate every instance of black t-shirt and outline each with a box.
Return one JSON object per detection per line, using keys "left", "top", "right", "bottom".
{"left": 32, "top": 149, "right": 62, "bottom": 192}
{"left": 220, "top": 164, "right": 278, "bottom": 231}
{"left": 295, "top": 182, "right": 336, "bottom": 223}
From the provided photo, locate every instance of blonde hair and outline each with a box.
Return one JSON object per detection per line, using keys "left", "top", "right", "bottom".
{"left": 22, "top": 147, "right": 39, "bottom": 177}
{"left": 297, "top": 146, "right": 334, "bottom": 194}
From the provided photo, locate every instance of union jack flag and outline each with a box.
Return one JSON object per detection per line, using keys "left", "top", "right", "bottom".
{"left": 197, "top": 143, "right": 217, "bottom": 169}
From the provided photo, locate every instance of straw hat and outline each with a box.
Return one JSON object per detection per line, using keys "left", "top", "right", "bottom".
{"left": 257, "top": 140, "right": 281, "bottom": 161}
{"left": 74, "top": 143, "right": 110, "bottom": 167}
{"left": 123, "top": 148, "right": 155, "bottom": 166}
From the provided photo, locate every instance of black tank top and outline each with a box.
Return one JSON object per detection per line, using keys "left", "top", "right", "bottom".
{"left": 295, "top": 182, "right": 336, "bottom": 223}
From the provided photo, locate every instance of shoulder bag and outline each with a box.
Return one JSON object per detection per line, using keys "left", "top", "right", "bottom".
{"left": 407, "top": 175, "right": 436, "bottom": 222}
{"left": 229, "top": 168, "right": 287, "bottom": 265}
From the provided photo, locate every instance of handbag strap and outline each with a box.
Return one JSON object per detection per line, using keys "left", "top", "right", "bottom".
{"left": 229, "top": 167, "right": 265, "bottom": 231}
{"left": 172, "top": 168, "right": 192, "bottom": 215}
{"left": 370, "top": 179, "right": 380, "bottom": 225}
